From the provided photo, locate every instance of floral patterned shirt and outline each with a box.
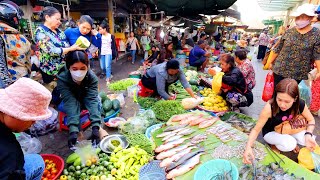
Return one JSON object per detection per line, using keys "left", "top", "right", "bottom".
{"left": 238, "top": 59, "right": 256, "bottom": 91}
{"left": 272, "top": 27, "right": 320, "bottom": 80}
{"left": 0, "top": 23, "right": 31, "bottom": 84}
{"left": 35, "top": 25, "right": 69, "bottom": 76}
{"left": 258, "top": 33, "right": 270, "bottom": 46}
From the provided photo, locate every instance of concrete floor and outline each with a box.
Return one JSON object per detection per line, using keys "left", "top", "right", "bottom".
{"left": 39, "top": 49, "right": 320, "bottom": 161}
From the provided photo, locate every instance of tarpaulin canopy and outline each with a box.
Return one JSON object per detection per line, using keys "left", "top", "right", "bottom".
{"left": 148, "top": 0, "right": 237, "bottom": 16}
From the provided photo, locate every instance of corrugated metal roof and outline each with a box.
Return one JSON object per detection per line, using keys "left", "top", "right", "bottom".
{"left": 257, "top": 0, "right": 303, "bottom": 11}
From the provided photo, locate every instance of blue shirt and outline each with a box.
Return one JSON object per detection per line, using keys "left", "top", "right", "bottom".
{"left": 189, "top": 45, "right": 205, "bottom": 64}
{"left": 64, "top": 27, "right": 101, "bottom": 48}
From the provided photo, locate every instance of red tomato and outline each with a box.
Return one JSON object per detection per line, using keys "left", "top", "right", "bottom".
{"left": 46, "top": 173, "right": 51, "bottom": 178}
{"left": 50, "top": 174, "right": 56, "bottom": 179}
{"left": 43, "top": 169, "right": 49, "bottom": 176}
{"left": 51, "top": 168, "right": 58, "bottom": 175}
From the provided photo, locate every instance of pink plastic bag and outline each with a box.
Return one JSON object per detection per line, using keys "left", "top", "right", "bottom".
{"left": 262, "top": 72, "right": 274, "bottom": 102}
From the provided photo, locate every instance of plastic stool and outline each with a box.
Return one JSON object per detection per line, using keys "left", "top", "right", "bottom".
{"left": 58, "top": 110, "right": 91, "bottom": 131}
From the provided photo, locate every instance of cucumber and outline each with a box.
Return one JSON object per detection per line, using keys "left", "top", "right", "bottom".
{"left": 102, "top": 100, "right": 113, "bottom": 112}
{"left": 112, "top": 99, "right": 121, "bottom": 110}
{"left": 105, "top": 109, "right": 116, "bottom": 117}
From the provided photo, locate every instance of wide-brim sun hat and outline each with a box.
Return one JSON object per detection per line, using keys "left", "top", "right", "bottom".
{"left": 0, "top": 77, "right": 52, "bottom": 121}
{"left": 291, "top": 4, "right": 316, "bottom": 17}
{"left": 237, "top": 40, "right": 247, "bottom": 48}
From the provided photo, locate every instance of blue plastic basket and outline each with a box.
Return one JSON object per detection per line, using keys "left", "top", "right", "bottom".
{"left": 103, "top": 109, "right": 120, "bottom": 122}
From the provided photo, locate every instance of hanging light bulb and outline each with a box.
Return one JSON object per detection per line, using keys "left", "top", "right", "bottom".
{"left": 148, "top": 26, "right": 152, "bottom": 30}
{"left": 160, "top": 30, "right": 165, "bottom": 38}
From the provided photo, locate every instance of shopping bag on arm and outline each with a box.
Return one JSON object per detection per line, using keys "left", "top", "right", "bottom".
{"left": 211, "top": 72, "right": 224, "bottom": 94}
{"left": 262, "top": 72, "right": 274, "bottom": 102}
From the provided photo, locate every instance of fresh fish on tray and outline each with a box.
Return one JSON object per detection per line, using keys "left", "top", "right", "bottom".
{"left": 155, "top": 138, "right": 186, "bottom": 153}
{"left": 198, "top": 119, "right": 218, "bottom": 128}
{"left": 159, "top": 146, "right": 196, "bottom": 168}
{"left": 166, "top": 148, "right": 205, "bottom": 171}
{"left": 162, "top": 132, "right": 177, "bottom": 142}
{"left": 156, "top": 143, "right": 190, "bottom": 160}
{"left": 189, "top": 117, "right": 210, "bottom": 126}
{"left": 163, "top": 124, "right": 188, "bottom": 132}
{"left": 177, "top": 128, "right": 195, "bottom": 136}
{"left": 166, "top": 152, "right": 203, "bottom": 179}
{"left": 191, "top": 134, "right": 208, "bottom": 144}
{"left": 165, "top": 135, "right": 184, "bottom": 143}
{"left": 171, "top": 114, "right": 193, "bottom": 122}
{"left": 157, "top": 131, "right": 175, "bottom": 138}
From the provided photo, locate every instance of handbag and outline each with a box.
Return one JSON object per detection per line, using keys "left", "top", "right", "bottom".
{"left": 262, "top": 71, "right": 274, "bottom": 102}
{"left": 274, "top": 114, "right": 307, "bottom": 134}
{"left": 126, "top": 38, "right": 135, "bottom": 52}
{"left": 262, "top": 37, "right": 281, "bottom": 65}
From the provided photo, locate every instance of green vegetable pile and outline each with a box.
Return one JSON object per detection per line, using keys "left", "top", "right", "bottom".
{"left": 124, "top": 133, "right": 154, "bottom": 155}
{"left": 63, "top": 148, "right": 115, "bottom": 180}
{"left": 137, "top": 97, "right": 157, "bottom": 109}
{"left": 109, "top": 146, "right": 151, "bottom": 180}
{"left": 108, "top": 79, "right": 136, "bottom": 91}
{"left": 168, "top": 83, "right": 199, "bottom": 101}
{"left": 152, "top": 100, "right": 185, "bottom": 121}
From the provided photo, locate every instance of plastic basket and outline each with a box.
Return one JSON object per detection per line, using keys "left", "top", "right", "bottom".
{"left": 40, "top": 154, "right": 64, "bottom": 180}
{"left": 103, "top": 109, "right": 120, "bottom": 122}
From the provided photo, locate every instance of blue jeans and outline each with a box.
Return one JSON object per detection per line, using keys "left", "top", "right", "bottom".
{"left": 24, "top": 154, "right": 45, "bottom": 180}
{"left": 0, "top": 78, "right": 5, "bottom": 89}
{"left": 131, "top": 50, "right": 136, "bottom": 63}
{"left": 100, "top": 55, "right": 112, "bottom": 78}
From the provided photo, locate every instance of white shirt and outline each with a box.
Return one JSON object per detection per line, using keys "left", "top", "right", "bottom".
{"left": 101, "top": 33, "right": 112, "bottom": 55}
{"left": 127, "top": 37, "right": 138, "bottom": 50}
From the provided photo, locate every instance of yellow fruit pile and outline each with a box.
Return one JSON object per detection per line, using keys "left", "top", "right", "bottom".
{"left": 200, "top": 88, "right": 228, "bottom": 112}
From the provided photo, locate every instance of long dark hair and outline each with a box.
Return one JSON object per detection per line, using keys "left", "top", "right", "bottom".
{"left": 65, "top": 51, "right": 89, "bottom": 69}
{"left": 78, "top": 15, "right": 94, "bottom": 27}
{"left": 271, "top": 78, "right": 300, "bottom": 117}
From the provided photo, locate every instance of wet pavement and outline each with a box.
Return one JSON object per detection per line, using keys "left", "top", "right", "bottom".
{"left": 39, "top": 48, "right": 320, "bottom": 161}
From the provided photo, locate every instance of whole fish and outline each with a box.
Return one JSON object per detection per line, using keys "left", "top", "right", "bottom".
{"left": 172, "top": 127, "right": 188, "bottom": 134}
{"left": 156, "top": 143, "right": 190, "bottom": 160}
{"left": 163, "top": 124, "right": 188, "bottom": 132}
{"left": 166, "top": 153, "right": 203, "bottom": 179}
{"left": 171, "top": 114, "right": 192, "bottom": 122}
{"left": 159, "top": 146, "right": 196, "bottom": 168}
{"left": 162, "top": 132, "right": 177, "bottom": 142}
{"left": 199, "top": 119, "right": 218, "bottom": 128}
{"left": 191, "top": 134, "right": 207, "bottom": 144}
{"left": 166, "top": 148, "right": 205, "bottom": 171}
{"left": 180, "top": 115, "right": 203, "bottom": 125}
{"left": 177, "top": 128, "right": 195, "bottom": 136}
{"left": 189, "top": 117, "right": 210, "bottom": 126}
{"left": 165, "top": 135, "right": 183, "bottom": 144}
{"left": 155, "top": 138, "right": 186, "bottom": 153}
{"left": 157, "top": 131, "right": 175, "bottom": 138}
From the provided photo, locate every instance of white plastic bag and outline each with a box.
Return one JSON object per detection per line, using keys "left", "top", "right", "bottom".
{"left": 107, "top": 93, "right": 125, "bottom": 107}
{"left": 181, "top": 98, "right": 204, "bottom": 110}
{"left": 17, "top": 132, "right": 42, "bottom": 154}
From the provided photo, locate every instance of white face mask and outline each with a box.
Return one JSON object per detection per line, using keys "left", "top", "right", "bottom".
{"left": 70, "top": 70, "right": 87, "bottom": 82}
{"left": 295, "top": 19, "right": 310, "bottom": 29}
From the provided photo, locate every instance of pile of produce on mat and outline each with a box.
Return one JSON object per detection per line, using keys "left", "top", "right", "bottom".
{"left": 99, "top": 91, "right": 121, "bottom": 117}
{"left": 168, "top": 82, "right": 199, "bottom": 101}
{"left": 199, "top": 88, "right": 228, "bottom": 112}
{"left": 62, "top": 148, "right": 114, "bottom": 180}
{"left": 151, "top": 100, "right": 185, "bottom": 121}
{"left": 137, "top": 97, "right": 157, "bottom": 109}
{"left": 108, "top": 79, "right": 136, "bottom": 91}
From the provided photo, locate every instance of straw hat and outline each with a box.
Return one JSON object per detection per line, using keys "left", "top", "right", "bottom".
{"left": 0, "top": 78, "right": 52, "bottom": 121}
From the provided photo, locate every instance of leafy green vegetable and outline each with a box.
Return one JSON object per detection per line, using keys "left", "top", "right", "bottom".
{"left": 124, "top": 133, "right": 154, "bottom": 155}
{"left": 137, "top": 97, "right": 157, "bottom": 109}
{"left": 151, "top": 100, "right": 185, "bottom": 121}
{"left": 108, "top": 79, "right": 136, "bottom": 91}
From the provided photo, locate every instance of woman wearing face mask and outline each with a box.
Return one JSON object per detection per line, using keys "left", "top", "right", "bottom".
{"left": 64, "top": 15, "right": 101, "bottom": 55}
{"left": 243, "top": 79, "right": 316, "bottom": 164}
{"left": 266, "top": 4, "right": 320, "bottom": 86}
{"left": 57, "top": 51, "right": 101, "bottom": 148}
{"left": 35, "top": 7, "right": 83, "bottom": 87}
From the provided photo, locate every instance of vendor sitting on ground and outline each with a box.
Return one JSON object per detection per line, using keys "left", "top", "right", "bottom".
{"left": 235, "top": 49, "right": 256, "bottom": 92}
{"left": 141, "top": 59, "right": 196, "bottom": 100}
{"left": 189, "top": 40, "right": 210, "bottom": 71}
{"left": 0, "top": 78, "right": 52, "bottom": 180}
{"left": 141, "top": 46, "right": 160, "bottom": 66}
{"left": 243, "top": 78, "right": 316, "bottom": 164}
{"left": 208, "top": 54, "right": 253, "bottom": 112}
{"left": 57, "top": 51, "right": 101, "bottom": 148}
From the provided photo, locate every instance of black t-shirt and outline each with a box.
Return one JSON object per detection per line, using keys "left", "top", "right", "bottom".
{"left": 0, "top": 122, "right": 25, "bottom": 180}
{"left": 262, "top": 99, "right": 305, "bottom": 136}
{"left": 147, "top": 51, "right": 160, "bottom": 63}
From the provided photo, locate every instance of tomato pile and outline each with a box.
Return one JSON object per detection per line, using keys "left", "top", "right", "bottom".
{"left": 42, "top": 159, "right": 58, "bottom": 180}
